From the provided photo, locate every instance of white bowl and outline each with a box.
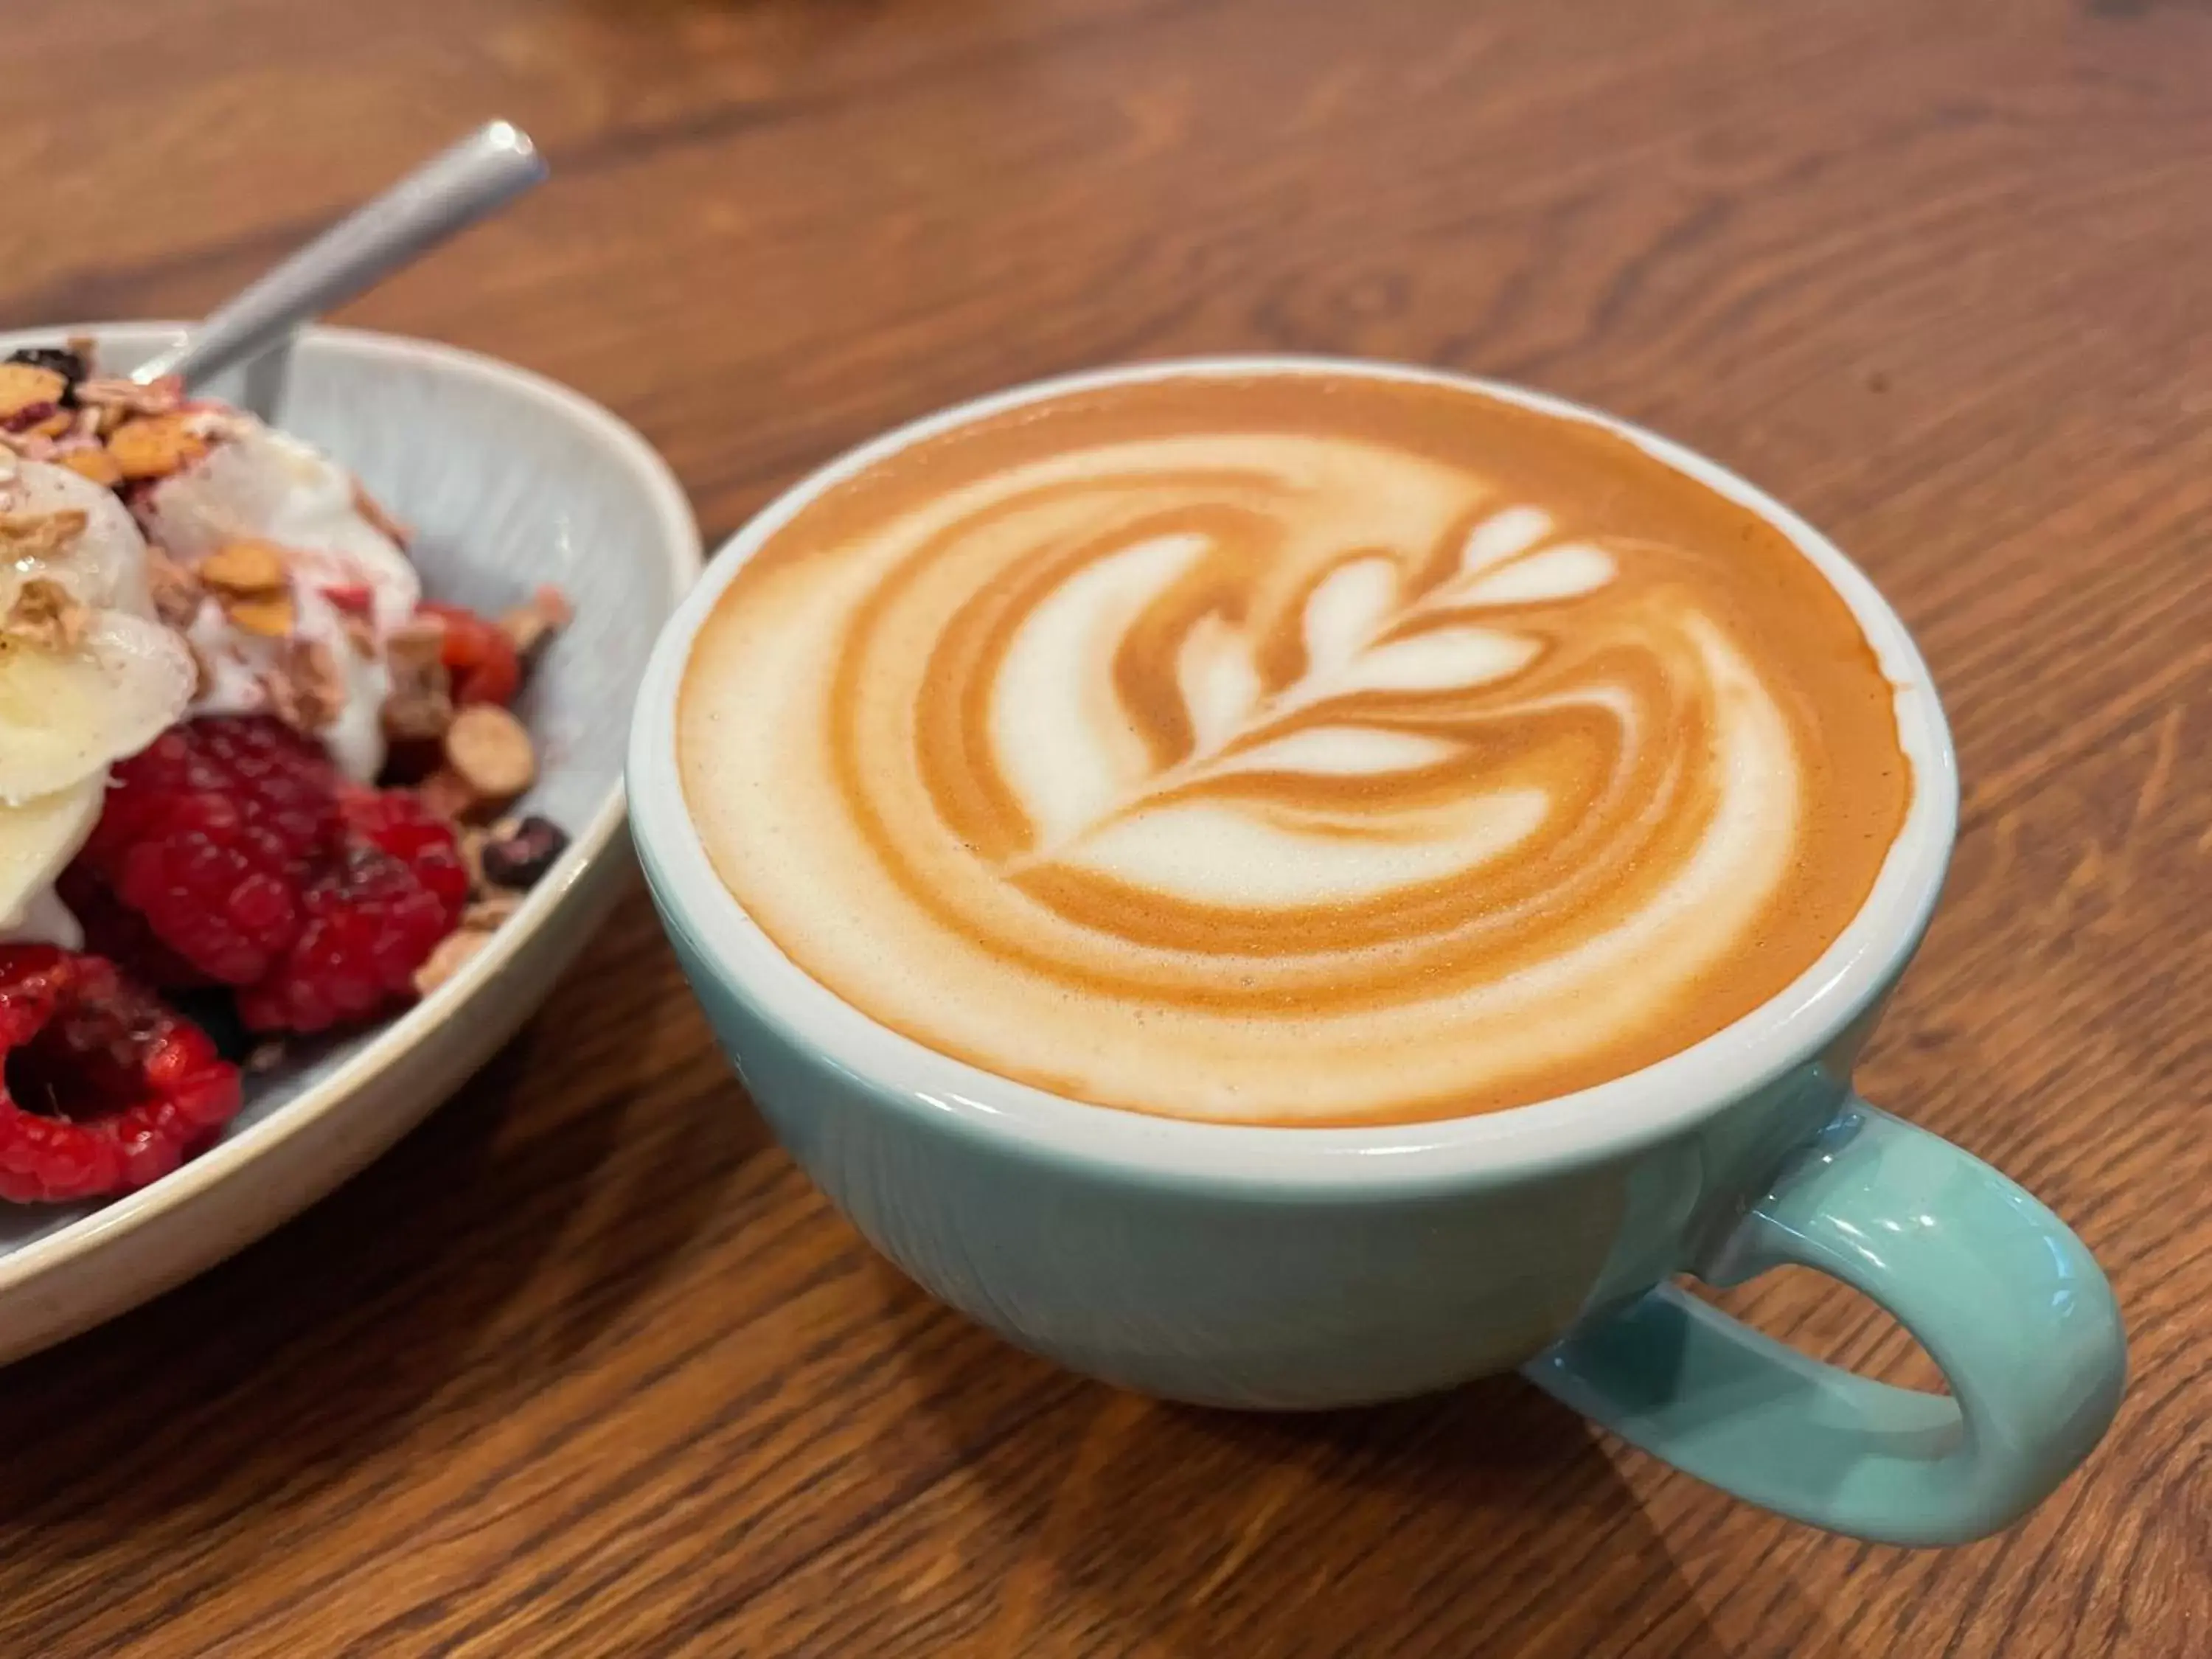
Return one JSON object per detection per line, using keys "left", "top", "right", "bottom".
{"left": 0, "top": 323, "right": 700, "bottom": 1365}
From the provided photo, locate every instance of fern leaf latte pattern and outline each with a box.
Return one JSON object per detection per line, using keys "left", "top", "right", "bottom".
{"left": 681, "top": 371, "right": 1912, "bottom": 1124}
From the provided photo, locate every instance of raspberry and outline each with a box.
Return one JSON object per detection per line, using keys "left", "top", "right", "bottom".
{"left": 66, "top": 717, "right": 471, "bottom": 1034}
{"left": 0, "top": 946, "right": 241, "bottom": 1203}
{"left": 340, "top": 787, "right": 470, "bottom": 917}
{"left": 58, "top": 864, "right": 209, "bottom": 989}
{"left": 76, "top": 717, "right": 338, "bottom": 985}
{"left": 236, "top": 845, "right": 459, "bottom": 1033}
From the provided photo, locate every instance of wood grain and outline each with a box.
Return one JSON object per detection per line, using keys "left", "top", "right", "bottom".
{"left": 4, "top": 0, "right": 2210, "bottom": 1652}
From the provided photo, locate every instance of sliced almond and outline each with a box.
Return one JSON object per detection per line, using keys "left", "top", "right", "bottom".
{"left": 411, "top": 928, "right": 491, "bottom": 998}
{"left": 442, "top": 703, "right": 536, "bottom": 802}
{"left": 200, "top": 538, "right": 291, "bottom": 597}
{"left": 458, "top": 822, "right": 492, "bottom": 892}
{"left": 0, "top": 364, "right": 66, "bottom": 421}
{"left": 57, "top": 447, "right": 123, "bottom": 488}
{"left": 224, "top": 593, "right": 296, "bottom": 638}
{"left": 462, "top": 891, "right": 524, "bottom": 930}
{"left": 107, "top": 413, "right": 209, "bottom": 481}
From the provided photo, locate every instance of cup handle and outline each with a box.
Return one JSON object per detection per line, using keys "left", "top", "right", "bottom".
{"left": 1522, "top": 1097, "right": 2126, "bottom": 1545}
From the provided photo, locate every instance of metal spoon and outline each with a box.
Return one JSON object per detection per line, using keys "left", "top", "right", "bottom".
{"left": 131, "top": 121, "right": 549, "bottom": 388}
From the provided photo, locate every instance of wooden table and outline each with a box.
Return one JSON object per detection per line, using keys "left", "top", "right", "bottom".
{"left": 6, "top": 1, "right": 2208, "bottom": 1653}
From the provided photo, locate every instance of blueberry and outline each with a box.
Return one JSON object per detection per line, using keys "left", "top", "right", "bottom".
{"left": 480, "top": 815, "right": 568, "bottom": 890}
{"left": 7, "top": 346, "right": 87, "bottom": 387}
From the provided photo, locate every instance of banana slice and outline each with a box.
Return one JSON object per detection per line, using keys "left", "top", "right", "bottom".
{"left": 0, "top": 777, "right": 102, "bottom": 935}
{"left": 0, "top": 459, "right": 197, "bottom": 808}
{"left": 1, "top": 455, "right": 158, "bottom": 616}
{"left": 0, "top": 613, "right": 197, "bottom": 805}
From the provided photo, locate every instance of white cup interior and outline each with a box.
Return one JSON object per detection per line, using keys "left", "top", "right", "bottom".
{"left": 627, "top": 357, "right": 1959, "bottom": 1189}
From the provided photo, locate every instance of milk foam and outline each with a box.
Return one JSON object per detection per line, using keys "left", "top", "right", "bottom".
{"left": 680, "top": 373, "right": 1910, "bottom": 1124}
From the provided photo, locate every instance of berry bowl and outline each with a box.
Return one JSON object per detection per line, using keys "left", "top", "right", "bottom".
{"left": 0, "top": 322, "right": 699, "bottom": 1364}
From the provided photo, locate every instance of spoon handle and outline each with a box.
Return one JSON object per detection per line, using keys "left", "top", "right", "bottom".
{"left": 133, "top": 121, "right": 549, "bottom": 388}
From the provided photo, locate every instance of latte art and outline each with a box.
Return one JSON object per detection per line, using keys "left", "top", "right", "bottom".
{"left": 681, "top": 372, "right": 1910, "bottom": 1124}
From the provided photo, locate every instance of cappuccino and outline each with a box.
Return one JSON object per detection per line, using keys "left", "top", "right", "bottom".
{"left": 679, "top": 370, "right": 1910, "bottom": 1124}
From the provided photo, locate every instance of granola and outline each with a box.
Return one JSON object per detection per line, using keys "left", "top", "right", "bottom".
{"left": 1, "top": 576, "right": 89, "bottom": 652}
{"left": 0, "top": 335, "right": 579, "bottom": 1206}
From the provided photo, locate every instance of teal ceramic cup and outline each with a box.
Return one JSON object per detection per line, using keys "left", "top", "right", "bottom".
{"left": 627, "top": 358, "right": 2125, "bottom": 1547}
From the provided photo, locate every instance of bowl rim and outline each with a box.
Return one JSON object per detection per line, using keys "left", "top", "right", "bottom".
{"left": 0, "top": 321, "right": 702, "bottom": 1290}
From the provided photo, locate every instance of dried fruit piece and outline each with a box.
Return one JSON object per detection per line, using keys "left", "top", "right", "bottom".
{"left": 10, "top": 408, "right": 72, "bottom": 440}
{"left": 442, "top": 703, "right": 535, "bottom": 803}
{"left": 498, "top": 585, "right": 572, "bottom": 665}
{"left": 416, "top": 602, "right": 521, "bottom": 706}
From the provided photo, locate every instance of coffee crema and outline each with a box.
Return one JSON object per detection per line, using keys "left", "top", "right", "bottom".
{"left": 680, "top": 372, "right": 1911, "bottom": 1125}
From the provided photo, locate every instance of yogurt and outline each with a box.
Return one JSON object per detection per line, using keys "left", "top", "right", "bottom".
{"left": 136, "top": 412, "right": 422, "bottom": 782}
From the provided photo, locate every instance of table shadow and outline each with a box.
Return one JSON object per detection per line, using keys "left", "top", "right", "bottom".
{"left": 0, "top": 926, "right": 756, "bottom": 1564}
{"left": 877, "top": 1260, "right": 1742, "bottom": 1659}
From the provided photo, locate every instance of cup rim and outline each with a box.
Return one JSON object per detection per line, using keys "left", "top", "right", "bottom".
{"left": 627, "top": 355, "right": 1959, "bottom": 1191}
